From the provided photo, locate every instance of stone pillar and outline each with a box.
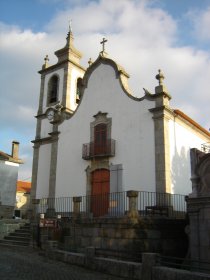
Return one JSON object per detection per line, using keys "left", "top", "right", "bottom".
{"left": 187, "top": 150, "right": 210, "bottom": 269}
{"left": 149, "top": 70, "right": 172, "bottom": 194}
{"left": 85, "top": 247, "right": 95, "bottom": 269}
{"left": 186, "top": 196, "right": 210, "bottom": 265}
{"left": 127, "top": 190, "right": 139, "bottom": 219}
{"left": 73, "top": 196, "right": 82, "bottom": 217}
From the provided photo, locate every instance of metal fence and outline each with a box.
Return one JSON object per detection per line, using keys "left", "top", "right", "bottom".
{"left": 37, "top": 190, "right": 186, "bottom": 219}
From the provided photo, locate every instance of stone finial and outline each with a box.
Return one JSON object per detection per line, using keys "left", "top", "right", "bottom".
{"left": 88, "top": 57, "right": 92, "bottom": 66}
{"left": 69, "top": 19, "right": 73, "bottom": 33}
{"left": 154, "top": 68, "right": 171, "bottom": 105}
{"left": 156, "top": 69, "right": 165, "bottom": 86}
{"left": 42, "top": 55, "right": 49, "bottom": 69}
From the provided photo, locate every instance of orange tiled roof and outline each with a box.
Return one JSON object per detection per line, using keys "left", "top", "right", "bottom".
{"left": 174, "top": 109, "right": 210, "bottom": 138}
{"left": 17, "top": 181, "right": 31, "bottom": 193}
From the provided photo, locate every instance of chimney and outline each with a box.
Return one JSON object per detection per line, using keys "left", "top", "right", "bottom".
{"left": 12, "top": 141, "right": 19, "bottom": 159}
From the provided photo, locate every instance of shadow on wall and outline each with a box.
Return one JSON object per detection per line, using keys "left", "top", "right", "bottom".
{"left": 171, "top": 147, "right": 191, "bottom": 195}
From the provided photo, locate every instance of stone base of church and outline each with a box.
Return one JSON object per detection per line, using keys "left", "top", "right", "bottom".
{"left": 38, "top": 216, "right": 188, "bottom": 259}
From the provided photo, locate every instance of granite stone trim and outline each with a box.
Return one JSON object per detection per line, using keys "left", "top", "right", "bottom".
{"left": 150, "top": 106, "right": 172, "bottom": 193}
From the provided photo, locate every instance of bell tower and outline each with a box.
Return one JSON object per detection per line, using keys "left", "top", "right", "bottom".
{"left": 37, "top": 27, "right": 86, "bottom": 119}
{"left": 30, "top": 28, "right": 86, "bottom": 212}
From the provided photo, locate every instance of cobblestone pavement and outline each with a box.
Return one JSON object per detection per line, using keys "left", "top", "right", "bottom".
{"left": 0, "top": 245, "right": 126, "bottom": 280}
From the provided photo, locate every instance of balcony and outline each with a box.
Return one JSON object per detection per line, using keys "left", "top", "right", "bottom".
{"left": 82, "top": 139, "right": 115, "bottom": 160}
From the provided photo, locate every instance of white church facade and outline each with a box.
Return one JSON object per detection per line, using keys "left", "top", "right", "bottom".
{"left": 31, "top": 30, "right": 210, "bottom": 214}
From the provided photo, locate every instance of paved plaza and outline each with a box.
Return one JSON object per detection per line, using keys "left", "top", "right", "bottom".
{"left": 0, "top": 245, "right": 126, "bottom": 280}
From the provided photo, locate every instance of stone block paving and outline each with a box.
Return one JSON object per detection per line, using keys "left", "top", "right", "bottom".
{"left": 0, "top": 245, "right": 126, "bottom": 280}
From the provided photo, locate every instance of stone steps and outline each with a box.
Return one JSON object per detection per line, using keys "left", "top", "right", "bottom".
{"left": 0, "top": 223, "right": 31, "bottom": 247}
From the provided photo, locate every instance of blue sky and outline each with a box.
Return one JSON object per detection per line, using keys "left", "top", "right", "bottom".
{"left": 1, "top": 0, "right": 210, "bottom": 181}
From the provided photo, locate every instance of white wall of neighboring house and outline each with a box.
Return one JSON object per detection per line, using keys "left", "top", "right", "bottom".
{"left": 169, "top": 119, "right": 209, "bottom": 195}
{"left": 0, "top": 160, "right": 19, "bottom": 206}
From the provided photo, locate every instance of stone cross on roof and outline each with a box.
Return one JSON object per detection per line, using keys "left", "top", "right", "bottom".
{"left": 100, "top": 37, "right": 108, "bottom": 53}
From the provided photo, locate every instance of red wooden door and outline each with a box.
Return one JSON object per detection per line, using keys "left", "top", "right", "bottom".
{"left": 91, "top": 169, "right": 110, "bottom": 217}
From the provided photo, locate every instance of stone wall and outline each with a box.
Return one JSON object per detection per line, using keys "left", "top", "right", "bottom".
{"left": 40, "top": 216, "right": 188, "bottom": 259}
{"left": 45, "top": 249, "right": 210, "bottom": 280}
{"left": 0, "top": 205, "right": 14, "bottom": 219}
{"left": 0, "top": 219, "right": 27, "bottom": 239}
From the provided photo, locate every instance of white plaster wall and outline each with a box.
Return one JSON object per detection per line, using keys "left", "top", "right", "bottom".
{"left": 56, "top": 62, "right": 156, "bottom": 197}
{"left": 169, "top": 119, "right": 209, "bottom": 195}
{"left": 43, "top": 68, "right": 64, "bottom": 112}
{"left": 36, "top": 143, "right": 51, "bottom": 198}
{"left": 0, "top": 161, "right": 19, "bottom": 206}
{"left": 40, "top": 118, "right": 53, "bottom": 139}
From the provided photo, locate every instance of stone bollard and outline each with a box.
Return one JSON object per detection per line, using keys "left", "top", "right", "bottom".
{"left": 127, "top": 190, "right": 139, "bottom": 221}
{"left": 141, "top": 253, "right": 159, "bottom": 280}
{"left": 73, "top": 196, "right": 82, "bottom": 217}
{"left": 85, "top": 246, "right": 95, "bottom": 269}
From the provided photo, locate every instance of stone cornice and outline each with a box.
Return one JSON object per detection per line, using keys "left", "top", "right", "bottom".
{"left": 38, "top": 59, "right": 86, "bottom": 75}
{"left": 32, "top": 130, "right": 60, "bottom": 145}
{"left": 149, "top": 105, "right": 175, "bottom": 120}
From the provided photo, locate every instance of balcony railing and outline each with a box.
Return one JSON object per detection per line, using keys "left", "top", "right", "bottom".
{"left": 82, "top": 139, "right": 115, "bottom": 159}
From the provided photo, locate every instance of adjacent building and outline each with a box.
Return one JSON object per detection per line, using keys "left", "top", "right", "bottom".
{"left": 0, "top": 141, "right": 23, "bottom": 218}
{"left": 15, "top": 180, "right": 31, "bottom": 218}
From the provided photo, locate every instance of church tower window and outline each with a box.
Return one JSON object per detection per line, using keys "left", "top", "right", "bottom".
{"left": 76, "top": 77, "right": 83, "bottom": 104}
{"left": 47, "top": 75, "right": 59, "bottom": 105}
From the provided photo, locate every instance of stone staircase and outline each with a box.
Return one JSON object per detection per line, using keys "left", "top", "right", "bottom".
{"left": 0, "top": 223, "right": 31, "bottom": 247}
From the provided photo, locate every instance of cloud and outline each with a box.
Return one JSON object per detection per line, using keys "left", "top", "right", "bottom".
{"left": 1, "top": 0, "right": 210, "bottom": 180}
{"left": 187, "top": 6, "right": 210, "bottom": 42}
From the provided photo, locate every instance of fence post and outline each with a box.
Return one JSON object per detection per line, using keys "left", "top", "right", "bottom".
{"left": 73, "top": 196, "right": 82, "bottom": 217}
{"left": 127, "top": 190, "right": 139, "bottom": 220}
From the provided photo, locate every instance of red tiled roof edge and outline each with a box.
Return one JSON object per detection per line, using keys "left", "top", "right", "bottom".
{"left": 174, "top": 109, "right": 210, "bottom": 138}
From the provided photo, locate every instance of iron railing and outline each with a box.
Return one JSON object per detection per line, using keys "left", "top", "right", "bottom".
{"left": 37, "top": 191, "right": 186, "bottom": 219}
{"left": 137, "top": 191, "right": 186, "bottom": 218}
{"left": 82, "top": 139, "right": 115, "bottom": 159}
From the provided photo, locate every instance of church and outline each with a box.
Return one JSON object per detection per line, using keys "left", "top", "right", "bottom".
{"left": 31, "top": 28, "right": 210, "bottom": 214}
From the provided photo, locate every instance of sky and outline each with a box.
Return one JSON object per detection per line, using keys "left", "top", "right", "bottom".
{"left": 1, "top": 0, "right": 210, "bottom": 181}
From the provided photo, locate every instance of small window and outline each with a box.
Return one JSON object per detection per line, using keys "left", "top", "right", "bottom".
{"left": 48, "top": 75, "right": 59, "bottom": 105}
{"left": 76, "top": 78, "right": 83, "bottom": 104}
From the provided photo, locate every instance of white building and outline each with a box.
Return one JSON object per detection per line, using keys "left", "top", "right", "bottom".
{"left": 0, "top": 141, "right": 23, "bottom": 218}
{"left": 31, "top": 30, "right": 210, "bottom": 216}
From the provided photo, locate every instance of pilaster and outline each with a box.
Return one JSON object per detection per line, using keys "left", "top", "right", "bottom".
{"left": 48, "top": 125, "right": 60, "bottom": 198}
{"left": 38, "top": 74, "right": 46, "bottom": 115}
{"left": 149, "top": 70, "right": 173, "bottom": 193}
